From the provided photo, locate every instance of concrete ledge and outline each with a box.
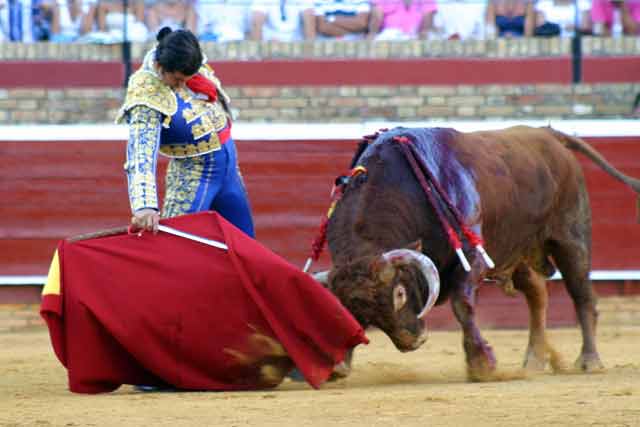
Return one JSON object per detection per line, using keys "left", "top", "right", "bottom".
{"left": 0, "top": 37, "right": 638, "bottom": 61}
{"left": 0, "top": 120, "right": 639, "bottom": 141}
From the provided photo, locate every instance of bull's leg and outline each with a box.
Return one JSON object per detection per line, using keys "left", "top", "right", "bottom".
{"left": 450, "top": 281, "right": 496, "bottom": 381}
{"left": 512, "top": 264, "right": 565, "bottom": 372}
{"left": 549, "top": 239, "right": 604, "bottom": 372}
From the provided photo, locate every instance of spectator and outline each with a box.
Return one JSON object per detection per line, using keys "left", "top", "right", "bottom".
{"left": 368, "top": 0, "right": 437, "bottom": 40}
{"left": 146, "top": 0, "right": 197, "bottom": 35}
{"left": 195, "top": 0, "right": 249, "bottom": 42}
{"left": 31, "top": 0, "right": 58, "bottom": 40}
{"left": 49, "top": 0, "right": 83, "bottom": 41}
{"left": 621, "top": 0, "right": 640, "bottom": 34}
{"left": 431, "top": 0, "right": 486, "bottom": 40}
{"left": 593, "top": 0, "right": 640, "bottom": 36}
{"left": 534, "top": 0, "right": 592, "bottom": 37}
{"left": 0, "top": 0, "right": 58, "bottom": 41}
{"left": 79, "top": 0, "right": 148, "bottom": 42}
{"left": 485, "top": 0, "right": 535, "bottom": 37}
{"left": 249, "top": 0, "right": 315, "bottom": 41}
{"left": 315, "top": 0, "right": 370, "bottom": 40}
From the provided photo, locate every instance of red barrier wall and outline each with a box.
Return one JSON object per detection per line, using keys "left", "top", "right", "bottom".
{"left": 2, "top": 136, "right": 639, "bottom": 275}
{"left": 1, "top": 56, "right": 638, "bottom": 87}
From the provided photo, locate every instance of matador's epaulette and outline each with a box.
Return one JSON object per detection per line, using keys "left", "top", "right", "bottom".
{"left": 115, "top": 70, "right": 177, "bottom": 126}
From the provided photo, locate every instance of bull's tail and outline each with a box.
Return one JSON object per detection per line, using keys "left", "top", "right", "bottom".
{"left": 552, "top": 129, "right": 640, "bottom": 221}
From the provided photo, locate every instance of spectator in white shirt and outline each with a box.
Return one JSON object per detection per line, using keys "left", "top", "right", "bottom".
{"left": 250, "top": 0, "right": 316, "bottom": 41}
{"left": 146, "top": 0, "right": 197, "bottom": 35}
{"left": 534, "top": 0, "right": 592, "bottom": 37}
{"left": 196, "top": 0, "right": 249, "bottom": 41}
{"left": 0, "top": 0, "right": 36, "bottom": 41}
{"left": 431, "top": 0, "right": 487, "bottom": 40}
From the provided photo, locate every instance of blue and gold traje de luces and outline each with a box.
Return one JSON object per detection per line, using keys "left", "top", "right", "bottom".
{"left": 158, "top": 86, "right": 229, "bottom": 158}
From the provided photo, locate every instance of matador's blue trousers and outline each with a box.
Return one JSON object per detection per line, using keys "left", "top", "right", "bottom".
{"left": 162, "top": 139, "right": 255, "bottom": 238}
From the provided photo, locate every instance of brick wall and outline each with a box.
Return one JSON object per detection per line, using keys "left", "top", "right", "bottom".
{"left": 0, "top": 38, "right": 638, "bottom": 124}
{"left": 1, "top": 83, "right": 638, "bottom": 124}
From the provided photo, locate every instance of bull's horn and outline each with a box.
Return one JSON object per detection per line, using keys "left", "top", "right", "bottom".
{"left": 381, "top": 249, "right": 440, "bottom": 319}
{"left": 312, "top": 270, "right": 330, "bottom": 285}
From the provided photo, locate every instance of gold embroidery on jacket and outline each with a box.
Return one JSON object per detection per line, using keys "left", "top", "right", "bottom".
{"left": 116, "top": 71, "right": 177, "bottom": 125}
{"left": 159, "top": 132, "right": 222, "bottom": 157}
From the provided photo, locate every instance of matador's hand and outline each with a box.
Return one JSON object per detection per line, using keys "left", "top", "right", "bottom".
{"left": 131, "top": 208, "right": 160, "bottom": 234}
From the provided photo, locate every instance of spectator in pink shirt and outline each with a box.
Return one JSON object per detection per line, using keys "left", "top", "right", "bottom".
{"left": 592, "top": 0, "right": 640, "bottom": 36}
{"left": 368, "top": 0, "right": 437, "bottom": 40}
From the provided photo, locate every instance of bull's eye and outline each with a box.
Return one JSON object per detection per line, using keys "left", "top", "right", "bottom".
{"left": 393, "top": 284, "right": 407, "bottom": 312}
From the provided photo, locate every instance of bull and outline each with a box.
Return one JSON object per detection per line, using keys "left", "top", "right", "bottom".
{"left": 314, "top": 125, "right": 640, "bottom": 380}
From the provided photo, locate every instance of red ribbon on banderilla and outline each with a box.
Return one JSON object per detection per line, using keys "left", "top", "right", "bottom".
{"left": 394, "top": 136, "right": 495, "bottom": 272}
{"left": 304, "top": 166, "right": 367, "bottom": 273}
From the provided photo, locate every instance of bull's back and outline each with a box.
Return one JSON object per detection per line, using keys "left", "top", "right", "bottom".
{"left": 451, "top": 126, "right": 586, "bottom": 262}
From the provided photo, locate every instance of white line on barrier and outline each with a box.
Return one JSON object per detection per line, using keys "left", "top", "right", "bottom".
{"left": 2, "top": 271, "right": 640, "bottom": 286}
{"left": 0, "top": 120, "right": 638, "bottom": 141}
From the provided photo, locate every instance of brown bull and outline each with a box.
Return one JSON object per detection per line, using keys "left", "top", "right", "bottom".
{"left": 316, "top": 125, "right": 640, "bottom": 380}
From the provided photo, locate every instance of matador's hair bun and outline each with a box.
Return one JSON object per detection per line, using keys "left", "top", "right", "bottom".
{"left": 156, "top": 27, "right": 173, "bottom": 42}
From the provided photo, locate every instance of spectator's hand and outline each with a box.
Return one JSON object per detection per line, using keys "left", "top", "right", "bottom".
{"left": 131, "top": 208, "right": 160, "bottom": 233}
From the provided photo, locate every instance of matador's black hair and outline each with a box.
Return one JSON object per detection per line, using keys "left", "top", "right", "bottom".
{"left": 155, "top": 27, "right": 203, "bottom": 76}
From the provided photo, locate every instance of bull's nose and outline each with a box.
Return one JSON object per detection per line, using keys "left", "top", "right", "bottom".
{"left": 414, "top": 330, "right": 428, "bottom": 348}
{"left": 411, "top": 323, "right": 429, "bottom": 350}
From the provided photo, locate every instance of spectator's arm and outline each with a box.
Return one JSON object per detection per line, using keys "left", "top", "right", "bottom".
{"left": 523, "top": 1, "right": 535, "bottom": 36}
{"left": 185, "top": 2, "right": 197, "bottom": 33}
{"left": 621, "top": 4, "right": 639, "bottom": 35}
{"left": 146, "top": 5, "right": 160, "bottom": 34}
{"left": 49, "top": 2, "right": 61, "bottom": 35}
{"left": 302, "top": 8, "right": 316, "bottom": 40}
{"left": 418, "top": 10, "right": 436, "bottom": 39}
{"left": 485, "top": 0, "right": 497, "bottom": 38}
{"left": 96, "top": 3, "right": 107, "bottom": 31}
{"left": 333, "top": 12, "right": 369, "bottom": 33}
{"left": 368, "top": 5, "right": 383, "bottom": 39}
{"left": 317, "top": 15, "right": 349, "bottom": 37}
{"left": 133, "top": 0, "right": 145, "bottom": 23}
{"left": 249, "top": 10, "right": 266, "bottom": 40}
{"left": 80, "top": 3, "right": 97, "bottom": 33}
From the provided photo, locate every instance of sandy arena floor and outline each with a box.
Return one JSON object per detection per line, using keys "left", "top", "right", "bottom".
{"left": 1, "top": 325, "right": 639, "bottom": 427}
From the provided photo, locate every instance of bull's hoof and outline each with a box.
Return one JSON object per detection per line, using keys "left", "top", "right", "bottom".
{"left": 523, "top": 353, "right": 547, "bottom": 372}
{"left": 574, "top": 353, "right": 605, "bottom": 372}
{"left": 467, "top": 357, "right": 496, "bottom": 382}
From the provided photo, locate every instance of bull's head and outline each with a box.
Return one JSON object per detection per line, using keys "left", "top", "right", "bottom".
{"left": 315, "top": 247, "right": 440, "bottom": 352}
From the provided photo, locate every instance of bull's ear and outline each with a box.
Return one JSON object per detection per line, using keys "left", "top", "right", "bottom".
{"left": 405, "top": 239, "right": 422, "bottom": 252}
{"left": 370, "top": 257, "right": 395, "bottom": 286}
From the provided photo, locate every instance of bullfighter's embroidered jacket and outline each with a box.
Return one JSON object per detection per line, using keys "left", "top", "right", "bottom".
{"left": 116, "top": 49, "right": 233, "bottom": 212}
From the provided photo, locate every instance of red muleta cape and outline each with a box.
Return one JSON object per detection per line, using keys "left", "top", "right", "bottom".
{"left": 40, "top": 212, "right": 368, "bottom": 393}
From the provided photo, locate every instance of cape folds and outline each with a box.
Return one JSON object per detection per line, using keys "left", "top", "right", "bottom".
{"left": 40, "top": 212, "right": 367, "bottom": 393}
